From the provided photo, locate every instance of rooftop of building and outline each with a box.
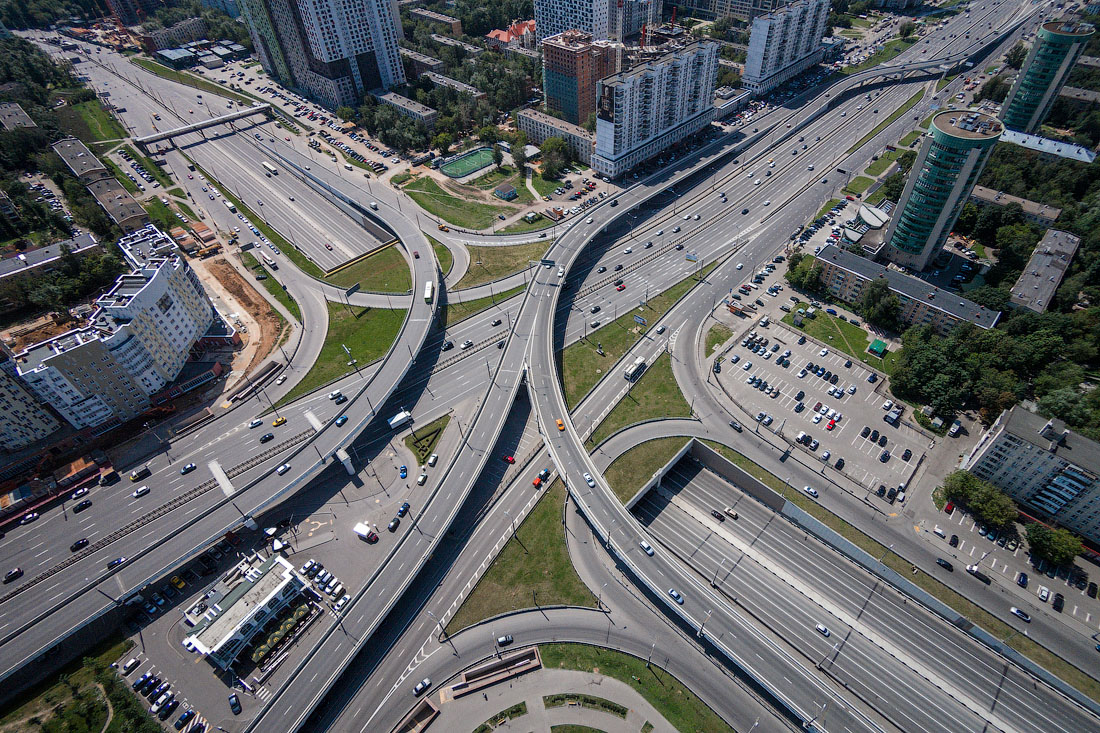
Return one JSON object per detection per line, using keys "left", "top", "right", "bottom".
{"left": 85, "top": 177, "right": 146, "bottom": 224}
{"left": 116, "top": 225, "right": 178, "bottom": 268}
{"left": 0, "top": 232, "right": 99, "bottom": 280}
{"left": 420, "top": 71, "right": 482, "bottom": 95}
{"left": 517, "top": 108, "right": 594, "bottom": 139}
{"left": 1041, "top": 20, "right": 1095, "bottom": 37}
{"left": 157, "top": 48, "right": 196, "bottom": 60}
{"left": 1009, "top": 228, "right": 1080, "bottom": 312}
{"left": 398, "top": 47, "right": 443, "bottom": 63}
{"left": 969, "top": 185, "right": 1061, "bottom": 220}
{"left": 0, "top": 102, "right": 36, "bottom": 130}
{"left": 601, "top": 40, "right": 715, "bottom": 87}
{"left": 411, "top": 7, "right": 460, "bottom": 21}
{"left": 818, "top": 244, "right": 1000, "bottom": 328}
{"left": 931, "top": 110, "right": 1003, "bottom": 140}
{"left": 373, "top": 90, "right": 437, "bottom": 116}
{"left": 997, "top": 405, "right": 1100, "bottom": 474}
{"left": 430, "top": 34, "right": 481, "bottom": 52}
{"left": 51, "top": 138, "right": 107, "bottom": 178}
{"left": 189, "top": 554, "right": 299, "bottom": 653}
{"left": 541, "top": 28, "right": 602, "bottom": 49}
{"left": 1000, "top": 129, "right": 1096, "bottom": 164}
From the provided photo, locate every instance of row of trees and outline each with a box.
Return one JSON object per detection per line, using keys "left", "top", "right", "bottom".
{"left": 0, "top": 0, "right": 98, "bottom": 29}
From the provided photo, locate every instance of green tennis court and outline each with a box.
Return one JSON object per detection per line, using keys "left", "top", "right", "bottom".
{"left": 440, "top": 147, "right": 495, "bottom": 178}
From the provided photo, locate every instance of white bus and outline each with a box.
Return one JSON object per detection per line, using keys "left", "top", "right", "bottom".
{"left": 423, "top": 281, "right": 434, "bottom": 303}
{"left": 624, "top": 357, "right": 646, "bottom": 381}
{"left": 262, "top": 162, "right": 278, "bottom": 176}
{"left": 261, "top": 252, "right": 278, "bottom": 270}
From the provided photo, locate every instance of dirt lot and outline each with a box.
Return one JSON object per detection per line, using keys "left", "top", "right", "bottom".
{"left": 205, "top": 257, "right": 284, "bottom": 374}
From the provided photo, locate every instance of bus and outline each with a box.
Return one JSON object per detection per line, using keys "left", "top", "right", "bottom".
{"left": 262, "top": 162, "right": 278, "bottom": 176}
{"left": 423, "top": 281, "right": 433, "bottom": 303}
{"left": 224, "top": 199, "right": 236, "bottom": 213}
{"left": 624, "top": 357, "right": 646, "bottom": 381}
{"left": 261, "top": 252, "right": 278, "bottom": 270}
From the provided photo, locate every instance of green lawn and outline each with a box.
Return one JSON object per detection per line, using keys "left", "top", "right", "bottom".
{"left": 562, "top": 264, "right": 716, "bottom": 408}
{"left": 920, "top": 111, "right": 937, "bottom": 129}
{"left": 455, "top": 240, "right": 547, "bottom": 289}
{"left": 705, "top": 323, "right": 733, "bottom": 356}
{"left": 122, "top": 145, "right": 173, "bottom": 188}
{"left": 468, "top": 165, "right": 534, "bottom": 203}
{"left": 133, "top": 58, "right": 258, "bottom": 107}
{"left": 531, "top": 171, "right": 562, "bottom": 197}
{"left": 899, "top": 129, "right": 924, "bottom": 147}
{"left": 431, "top": 237, "right": 453, "bottom": 277}
{"left": 277, "top": 301, "right": 405, "bottom": 405}
{"left": 143, "top": 198, "right": 178, "bottom": 232}
{"left": 325, "top": 246, "right": 411, "bottom": 293}
{"left": 104, "top": 158, "right": 139, "bottom": 194}
{"left": 499, "top": 214, "right": 552, "bottom": 234}
{"left": 843, "top": 176, "right": 875, "bottom": 196}
{"left": 815, "top": 198, "right": 842, "bottom": 219}
{"left": 586, "top": 354, "right": 691, "bottom": 448}
{"left": 699, "top": 440, "right": 1100, "bottom": 705}
{"left": 406, "top": 177, "right": 509, "bottom": 230}
{"left": 176, "top": 201, "right": 198, "bottom": 220}
{"left": 866, "top": 188, "right": 888, "bottom": 206}
{"left": 781, "top": 311, "right": 900, "bottom": 374}
{"left": 847, "top": 89, "right": 925, "bottom": 154}
{"left": 403, "top": 414, "right": 450, "bottom": 465}
{"left": 390, "top": 171, "right": 414, "bottom": 186}
{"left": 864, "top": 149, "right": 902, "bottom": 177}
{"left": 445, "top": 481, "right": 596, "bottom": 634}
{"left": 540, "top": 644, "right": 734, "bottom": 733}
{"left": 443, "top": 284, "right": 525, "bottom": 327}
{"left": 242, "top": 250, "right": 301, "bottom": 322}
{"left": 841, "top": 37, "right": 918, "bottom": 75}
{"left": 167, "top": 187, "right": 184, "bottom": 197}
{"left": 603, "top": 437, "right": 688, "bottom": 504}
{"left": 55, "top": 99, "right": 127, "bottom": 143}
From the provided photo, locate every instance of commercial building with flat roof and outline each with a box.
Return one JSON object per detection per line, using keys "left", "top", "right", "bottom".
{"left": 1002, "top": 21, "right": 1094, "bottom": 133}
{"left": 184, "top": 553, "right": 308, "bottom": 669}
{"left": 0, "top": 103, "right": 36, "bottom": 130}
{"left": 51, "top": 138, "right": 108, "bottom": 184}
{"left": 419, "top": 71, "right": 487, "bottom": 100}
{"left": 372, "top": 90, "right": 438, "bottom": 128}
{"left": 742, "top": 0, "right": 828, "bottom": 94}
{"left": 593, "top": 41, "right": 718, "bottom": 178}
{"left": 409, "top": 7, "right": 462, "bottom": 34}
{"left": 399, "top": 47, "right": 444, "bottom": 76}
{"left": 86, "top": 178, "right": 149, "bottom": 233}
{"left": 963, "top": 405, "right": 1100, "bottom": 545}
{"left": 1009, "top": 228, "right": 1079, "bottom": 313}
{"left": 968, "top": 185, "right": 1061, "bottom": 227}
{"left": 155, "top": 47, "right": 198, "bottom": 69}
{"left": 883, "top": 111, "right": 1003, "bottom": 272}
{"left": 1000, "top": 129, "right": 1096, "bottom": 164}
{"left": 542, "top": 29, "right": 617, "bottom": 125}
{"left": 516, "top": 108, "right": 594, "bottom": 164}
{"left": 816, "top": 244, "right": 1000, "bottom": 335}
{"left": 0, "top": 233, "right": 100, "bottom": 286}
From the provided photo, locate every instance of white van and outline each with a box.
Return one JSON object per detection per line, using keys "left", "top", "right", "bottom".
{"left": 122, "top": 658, "right": 140, "bottom": 674}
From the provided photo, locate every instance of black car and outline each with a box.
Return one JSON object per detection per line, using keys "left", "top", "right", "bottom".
{"left": 887, "top": 487, "right": 897, "bottom": 503}
{"left": 901, "top": 448, "right": 912, "bottom": 461}
{"left": 844, "top": 359, "right": 852, "bottom": 368}
{"left": 70, "top": 538, "right": 89, "bottom": 552}
{"left": 260, "top": 432, "right": 275, "bottom": 443}
{"left": 73, "top": 499, "right": 93, "bottom": 513}
{"left": 949, "top": 534, "right": 959, "bottom": 547}
{"left": 107, "top": 557, "right": 125, "bottom": 570}
{"left": 3, "top": 568, "right": 23, "bottom": 584}
{"left": 710, "top": 510, "right": 725, "bottom": 522}
{"left": 876, "top": 485, "right": 886, "bottom": 497}
{"left": 1052, "top": 593, "right": 1065, "bottom": 613}
{"left": 132, "top": 672, "right": 151, "bottom": 691}
{"left": 388, "top": 517, "right": 400, "bottom": 532}
{"left": 870, "top": 429, "right": 879, "bottom": 441}
{"left": 878, "top": 435, "right": 888, "bottom": 447}
{"left": 441, "top": 340, "right": 454, "bottom": 351}
{"left": 141, "top": 676, "right": 160, "bottom": 696}
{"left": 614, "top": 264, "right": 623, "bottom": 271}
{"left": 795, "top": 390, "right": 805, "bottom": 402}
{"left": 614, "top": 279, "right": 623, "bottom": 287}
{"left": 879, "top": 450, "right": 890, "bottom": 463}
{"left": 675, "top": 243, "right": 684, "bottom": 251}
{"left": 229, "top": 693, "right": 242, "bottom": 715}
{"left": 835, "top": 457, "right": 845, "bottom": 470}
{"left": 597, "top": 266, "right": 607, "bottom": 273}
{"left": 861, "top": 426, "right": 871, "bottom": 438}
{"left": 334, "top": 394, "right": 348, "bottom": 404}
{"left": 1017, "top": 572, "right": 1029, "bottom": 588}
{"left": 829, "top": 374, "right": 839, "bottom": 384}
{"left": 936, "top": 559, "right": 954, "bottom": 572}
{"left": 798, "top": 335, "right": 807, "bottom": 345}
{"left": 159, "top": 699, "right": 179, "bottom": 721}
{"left": 1088, "top": 582, "right": 1098, "bottom": 599}
{"left": 491, "top": 319, "right": 502, "bottom": 326}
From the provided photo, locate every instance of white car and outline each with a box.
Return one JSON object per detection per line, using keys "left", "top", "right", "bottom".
{"left": 821, "top": 450, "right": 831, "bottom": 461}
{"left": 132, "top": 485, "right": 150, "bottom": 498}
{"left": 804, "top": 486, "right": 819, "bottom": 498}
{"left": 249, "top": 418, "right": 263, "bottom": 428}
{"left": 623, "top": 247, "right": 632, "bottom": 254}
{"left": 812, "top": 414, "right": 822, "bottom": 424}
{"left": 882, "top": 400, "right": 894, "bottom": 410}
{"left": 583, "top": 472, "right": 595, "bottom": 488}
{"left": 276, "top": 463, "right": 291, "bottom": 475}
{"left": 413, "top": 678, "right": 431, "bottom": 696}
{"left": 276, "top": 374, "right": 288, "bottom": 385}
{"left": 328, "top": 390, "right": 342, "bottom": 400}
{"left": 586, "top": 217, "right": 594, "bottom": 224}
{"left": 1038, "top": 586, "right": 1050, "bottom": 602}
{"left": 815, "top": 623, "right": 830, "bottom": 637}
{"left": 639, "top": 540, "right": 654, "bottom": 556}
{"left": 736, "top": 263, "right": 744, "bottom": 270}
{"left": 820, "top": 348, "right": 829, "bottom": 357}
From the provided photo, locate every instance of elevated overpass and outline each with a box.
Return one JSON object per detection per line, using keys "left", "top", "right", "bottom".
{"left": 133, "top": 103, "right": 271, "bottom": 151}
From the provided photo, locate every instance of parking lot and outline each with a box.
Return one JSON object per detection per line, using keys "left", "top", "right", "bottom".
{"left": 716, "top": 319, "right": 928, "bottom": 495}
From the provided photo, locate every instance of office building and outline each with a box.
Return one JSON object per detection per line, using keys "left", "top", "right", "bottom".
{"left": 535, "top": 0, "right": 612, "bottom": 42}
{"left": 592, "top": 41, "right": 718, "bottom": 178}
{"left": 816, "top": 245, "right": 1000, "bottom": 335}
{"left": 542, "top": 30, "right": 617, "bottom": 125}
{"left": 409, "top": 8, "right": 462, "bottom": 34}
{"left": 883, "top": 111, "right": 1003, "bottom": 272}
{"left": 0, "top": 102, "right": 36, "bottom": 130}
{"left": 240, "top": 0, "right": 405, "bottom": 109}
{"left": 516, "top": 108, "right": 595, "bottom": 164}
{"left": 1009, "top": 229, "right": 1079, "bottom": 313}
{"left": 968, "top": 186, "right": 1060, "bottom": 227}
{"left": 616, "top": 0, "right": 660, "bottom": 38}
{"left": 12, "top": 227, "right": 214, "bottom": 431}
{"left": 742, "top": 0, "right": 828, "bottom": 93}
{"left": 963, "top": 406, "right": 1100, "bottom": 545}
{"left": 0, "top": 349, "right": 61, "bottom": 452}
{"left": 184, "top": 554, "right": 309, "bottom": 669}
{"left": 372, "top": 90, "right": 438, "bottom": 128}
{"left": 1001, "top": 21, "right": 1094, "bottom": 133}
{"left": 139, "top": 17, "right": 208, "bottom": 52}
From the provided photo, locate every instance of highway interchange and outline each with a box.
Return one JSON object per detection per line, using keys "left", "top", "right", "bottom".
{"left": 6, "top": 1, "right": 1100, "bottom": 730}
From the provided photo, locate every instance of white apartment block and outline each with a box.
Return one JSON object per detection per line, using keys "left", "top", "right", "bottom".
{"left": 535, "top": 0, "right": 611, "bottom": 42}
{"left": 592, "top": 41, "right": 718, "bottom": 178}
{"left": 0, "top": 351, "right": 61, "bottom": 452}
{"left": 742, "top": 0, "right": 828, "bottom": 94}
{"left": 963, "top": 406, "right": 1100, "bottom": 545}
{"left": 12, "top": 227, "right": 214, "bottom": 431}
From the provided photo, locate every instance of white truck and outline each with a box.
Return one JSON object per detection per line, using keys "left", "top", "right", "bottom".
{"left": 388, "top": 410, "right": 412, "bottom": 430}
{"left": 624, "top": 357, "right": 646, "bottom": 381}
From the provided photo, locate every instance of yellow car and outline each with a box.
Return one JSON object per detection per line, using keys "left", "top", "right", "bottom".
{"left": 273, "top": 416, "right": 287, "bottom": 427}
{"left": 170, "top": 575, "right": 186, "bottom": 589}
{"left": 556, "top": 419, "right": 565, "bottom": 431}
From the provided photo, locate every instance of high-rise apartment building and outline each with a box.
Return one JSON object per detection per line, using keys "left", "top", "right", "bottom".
{"left": 105, "top": 0, "right": 160, "bottom": 26}
{"left": 0, "top": 349, "right": 61, "bottom": 452}
{"left": 883, "top": 111, "right": 1002, "bottom": 272}
{"left": 542, "top": 30, "right": 617, "bottom": 125}
{"left": 684, "top": 0, "right": 789, "bottom": 23}
{"left": 12, "top": 227, "right": 214, "bottom": 431}
{"left": 593, "top": 41, "right": 718, "bottom": 177}
{"left": 1001, "top": 21, "right": 1094, "bottom": 133}
{"left": 742, "top": 0, "right": 828, "bottom": 93}
{"left": 239, "top": 0, "right": 405, "bottom": 109}
{"left": 963, "top": 406, "right": 1100, "bottom": 545}
{"left": 535, "top": 0, "right": 612, "bottom": 42}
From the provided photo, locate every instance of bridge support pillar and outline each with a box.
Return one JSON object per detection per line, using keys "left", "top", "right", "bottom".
{"left": 335, "top": 448, "right": 354, "bottom": 475}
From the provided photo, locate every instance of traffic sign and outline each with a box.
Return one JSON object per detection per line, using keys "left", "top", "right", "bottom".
{"left": 540, "top": 258, "right": 555, "bottom": 267}
{"left": 344, "top": 283, "right": 361, "bottom": 297}
{"left": 685, "top": 253, "right": 698, "bottom": 262}
{"left": 633, "top": 315, "right": 648, "bottom": 326}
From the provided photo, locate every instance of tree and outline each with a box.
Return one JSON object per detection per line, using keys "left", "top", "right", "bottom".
{"left": 977, "top": 76, "right": 1010, "bottom": 104}
{"left": 478, "top": 125, "right": 499, "bottom": 143}
{"left": 511, "top": 131, "right": 528, "bottom": 171}
{"left": 899, "top": 21, "right": 917, "bottom": 39}
{"left": 880, "top": 172, "right": 905, "bottom": 202}
{"left": 1026, "top": 524, "right": 1083, "bottom": 567}
{"left": 431, "top": 132, "right": 453, "bottom": 154}
{"left": 1005, "top": 42, "right": 1028, "bottom": 70}
{"left": 859, "top": 277, "right": 901, "bottom": 330}
{"left": 540, "top": 136, "right": 570, "bottom": 179}
{"left": 492, "top": 144, "right": 503, "bottom": 170}
{"left": 941, "top": 471, "right": 1017, "bottom": 528}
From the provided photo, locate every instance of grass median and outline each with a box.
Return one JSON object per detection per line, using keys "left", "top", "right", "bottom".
{"left": 445, "top": 480, "right": 596, "bottom": 634}
{"left": 586, "top": 354, "right": 691, "bottom": 449}
{"left": 242, "top": 251, "right": 301, "bottom": 322}
{"left": 277, "top": 301, "right": 404, "bottom": 405}
{"left": 540, "top": 644, "right": 734, "bottom": 733}
{"left": 133, "top": 57, "right": 258, "bottom": 107}
{"left": 899, "top": 129, "right": 924, "bottom": 147}
{"left": 705, "top": 323, "right": 733, "bottom": 356}
{"left": 500, "top": 215, "right": 551, "bottom": 234}
{"left": 455, "top": 240, "right": 547, "bottom": 289}
{"left": 430, "top": 236, "right": 453, "bottom": 277}
{"left": 325, "top": 246, "right": 411, "bottom": 293}
{"left": 781, "top": 310, "right": 899, "bottom": 374}
{"left": 603, "top": 437, "right": 687, "bottom": 504}
{"left": 864, "top": 149, "right": 903, "bottom": 177}
{"left": 403, "top": 414, "right": 450, "bottom": 465}
{"left": 406, "top": 177, "right": 509, "bottom": 230}
{"left": 843, "top": 176, "right": 875, "bottom": 196}
{"left": 847, "top": 89, "right": 925, "bottom": 154}
{"left": 841, "top": 37, "right": 918, "bottom": 76}
{"left": 562, "top": 264, "right": 716, "bottom": 409}
{"left": 55, "top": 99, "right": 127, "bottom": 143}
{"left": 443, "top": 284, "right": 524, "bottom": 327}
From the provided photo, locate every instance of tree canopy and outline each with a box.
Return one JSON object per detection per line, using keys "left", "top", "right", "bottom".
{"left": 941, "top": 471, "right": 1018, "bottom": 529}
{"left": 1025, "top": 524, "right": 1083, "bottom": 568}
{"left": 858, "top": 277, "right": 900, "bottom": 330}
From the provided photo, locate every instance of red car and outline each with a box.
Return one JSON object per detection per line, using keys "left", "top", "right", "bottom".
{"left": 826, "top": 420, "right": 836, "bottom": 431}
{"left": 503, "top": 455, "right": 515, "bottom": 464}
{"left": 944, "top": 501, "right": 955, "bottom": 515}
{"left": 413, "top": 251, "right": 420, "bottom": 259}
{"left": 616, "top": 284, "right": 626, "bottom": 291}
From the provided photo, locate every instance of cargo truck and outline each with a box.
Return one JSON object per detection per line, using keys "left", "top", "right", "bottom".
{"left": 388, "top": 410, "right": 412, "bottom": 430}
